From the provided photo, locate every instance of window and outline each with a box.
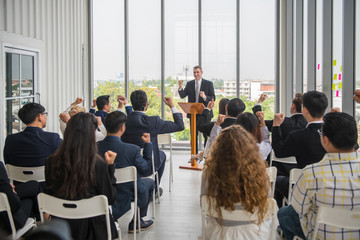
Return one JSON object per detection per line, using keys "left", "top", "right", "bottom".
{"left": 4, "top": 48, "right": 38, "bottom": 136}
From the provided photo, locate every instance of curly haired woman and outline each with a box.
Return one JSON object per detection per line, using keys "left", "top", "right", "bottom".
{"left": 201, "top": 125, "right": 277, "bottom": 239}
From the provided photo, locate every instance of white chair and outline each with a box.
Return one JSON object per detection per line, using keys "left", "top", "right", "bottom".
{"left": 157, "top": 133, "right": 173, "bottom": 192}
{"left": 37, "top": 193, "right": 119, "bottom": 240}
{"left": 0, "top": 192, "right": 36, "bottom": 240}
{"left": 5, "top": 164, "right": 45, "bottom": 182}
{"left": 269, "top": 150, "right": 297, "bottom": 167}
{"left": 266, "top": 166, "right": 277, "bottom": 198}
{"left": 201, "top": 196, "right": 278, "bottom": 240}
{"left": 114, "top": 166, "right": 140, "bottom": 240}
{"left": 282, "top": 168, "right": 303, "bottom": 206}
{"left": 312, "top": 205, "right": 360, "bottom": 240}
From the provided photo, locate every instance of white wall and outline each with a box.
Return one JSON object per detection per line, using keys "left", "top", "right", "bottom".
{"left": 0, "top": 0, "right": 90, "bottom": 141}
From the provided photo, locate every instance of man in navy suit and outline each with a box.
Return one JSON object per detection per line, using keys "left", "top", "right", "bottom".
{"left": 122, "top": 90, "right": 185, "bottom": 185}
{"left": 272, "top": 91, "right": 328, "bottom": 207}
{"left": 4, "top": 103, "right": 62, "bottom": 167}
{"left": 178, "top": 65, "right": 215, "bottom": 153}
{"left": 97, "top": 111, "right": 155, "bottom": 233}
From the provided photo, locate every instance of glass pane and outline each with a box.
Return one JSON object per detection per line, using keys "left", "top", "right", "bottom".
{"left": 165, "top": 0, "right": 198, "bottom": 143}
{"left": 240, "top": 0, "right": 275, "bottom": 119}
{"left": 355, "top": 1, "right": 360, "bottom": 124}
{"left": 331, "top": 0, "right": 342, "bottom": 109}
{"left": 316, "top": 0, "right": 323, "bottom": 92}
{"left": 303, "top": 0, "right": 308, "bottom": 92}
{"left": 21, "top": 55, "right": 34, "bottom": 96}
{"left": 5, "top": 53, "right": 20, "bottom": 97}
{"left": 6, "top": 99, "right": 21, "bottom": 135}
{"left": 93, "top": 0, "right": 125, "bottom": 109}
{"left": 203, "top": 0, "right": 236, "bottom": 116}
{"left": 129, "top": 0, "right": 161, "bottom": 116}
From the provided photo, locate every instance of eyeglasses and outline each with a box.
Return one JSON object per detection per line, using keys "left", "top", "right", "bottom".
{"left": 317, "top": 129, "right": 324, "bottom": 136}
{"left": 42, "top": 112, "right": 48, "bottom": 116}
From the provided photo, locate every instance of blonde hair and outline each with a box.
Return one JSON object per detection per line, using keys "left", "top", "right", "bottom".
{"left": 203, "top": 125, "right": 269, "bottom": 225}
{"left": 69, "top": 105, "right": 86, "bottom": 118}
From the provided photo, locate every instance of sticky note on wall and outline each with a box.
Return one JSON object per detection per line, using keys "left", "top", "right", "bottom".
{"left": 339, "top": 74, "right": 341, "bottom": 80}
{"left": 333, "top": 60, "right": 337, "bottom": 66}
{"left": 334, "top": 74, "right": 337, "bottom": 80}
{"left": 317, "top": 64, "right": 320, "bottom": 70}
{"left": 332, "top": 84, "right": 336, "bottom": 90}
{"left": 339, "top": 82, "right": 342, "bottom": 89}
{"left": 340, "top": 65, "right": 342, "bottom": 71}
{"left": 336, "top": 91, "right": 339, "bottom": 97}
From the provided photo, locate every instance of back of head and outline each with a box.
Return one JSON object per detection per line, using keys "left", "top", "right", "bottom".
{"left": 69, "top": 106, "right": 86, "bottom": 118}
{"left": 48, "top": 112, "right": 99, "bottom": 199}
{"left": 96, "top": 95, "right": 110, "bottom": 111}
{"left": 322, "top": 112, "right": 357, "bottom": 151}
{"left": 218, "top": 98, "right": 230, "bottom": 115}
{"left": 292, "top": 93, "right": 303, "bottom": 113}
{"left": 303, "top": 91, "right": 328, "bottom": 118}
{"left": 18, "top": 103, "right": 45, "bottom": 124}
{"left": 227, "top": 98, "right": 245, "bottom": 117}
{"left": 130, "top": 90, "right": 148, "bottom": 111}
{"left": 104, "top": 111, "right": 127, "bottom": 134}
{"left": 235, "top": 112, "right": 262, "bottom": 142}
{"left": 204, "top": 125, "right": 269, "bottom": 224}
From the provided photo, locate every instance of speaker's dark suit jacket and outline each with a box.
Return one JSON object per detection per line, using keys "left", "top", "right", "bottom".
{"left": 178, "top": 79, "right": 215, "bottom": 118}
{"left": 122, "top": 110, "right": 184, "bottom": 170}
{"left": 252, "top": 105, "right": 307, "bottom": 140}
{"left": 272, "top": 123, "right": 326, "bottom": 169}
{"left": 4, "top": 126, "right": 62, "bottom": 167}
{"left": 97, "top": 136, "right": 154, "bottom": 220}
{"left": 197, "top": 108, "right": 236, "bottom": 137}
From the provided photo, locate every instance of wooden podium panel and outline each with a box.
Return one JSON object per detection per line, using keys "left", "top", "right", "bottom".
{"left": 178, "top": 102, "right": 205, "bottom": 171}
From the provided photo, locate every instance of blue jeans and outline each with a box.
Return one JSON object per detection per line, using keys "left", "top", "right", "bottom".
{"left": 278, "top": 205, "right": 306, "bottom": 240}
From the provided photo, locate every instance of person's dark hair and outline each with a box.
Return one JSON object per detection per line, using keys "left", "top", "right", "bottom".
{"left": 130, "top": 90, "right": 148, "bottom": 111}
{"left": 46, "top": 112, "right": 100, "bottom": 199}
{"left": 18, "top": 103, "right": 46, "bottom": 124}
{"left": 219, "top": 98, "right": 230, "bottom": 115}
{"left": 236, "top": 112, "right": 262, "bottom": 143}
{"left": 322, "top": 112, "right": 357, "bottom": 151}
{"left": 104, "top": 111, "right": 127, "bottom": 134}
{"left": 227, "top": 98, "right": 246, "bottom": 117}
{"left": 193, "top": 65, "right": 203, "bottom": 71}
{"left": 96, "top": 95, "right": 110, "bottom": 111}
{"left": 303, "top": 91, "right": 328, "bottom": 118}
{"left": 292, "top": 93, "right": 303, "bottom": 113}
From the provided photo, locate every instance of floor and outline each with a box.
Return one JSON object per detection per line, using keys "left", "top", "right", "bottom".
{"left": 117, "top": 150, "right": 203, "bottom": 240}
{"left": 117, "top": 150, "right": 284, "bottom": 240}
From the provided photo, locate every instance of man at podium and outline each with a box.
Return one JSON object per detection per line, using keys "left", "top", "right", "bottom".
{"left": 178, "top": 65, "right": 215, "bottom": 153}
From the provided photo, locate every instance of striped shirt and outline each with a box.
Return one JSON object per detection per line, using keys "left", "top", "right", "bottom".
{"left": 290, "top": 152, "right": 360, "bottom": 240}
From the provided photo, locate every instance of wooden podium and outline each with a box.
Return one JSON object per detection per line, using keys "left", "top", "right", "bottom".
{"left": 178, "top": 102, "right": 205, "bottom": 171}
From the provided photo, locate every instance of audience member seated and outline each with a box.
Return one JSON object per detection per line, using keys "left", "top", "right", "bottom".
{"left": 59, "top": 97, "right": 106, "bottom": 142}
{"left": 98, "top": 111, "right": 155, "bottom": 233}
{"left": 235, "top": 112, "right": 271, "bottom": 160}
{"left": 122, "top": 91, "right": 184, "bottom": 186}
{"left": 0, "top": 162, "right": 41, "bottom": 235}
{"left": 45, "top": 112, "right": 118, "bottom": 240}
{"left": 197, "top": 98, "right": 245, "bottom": 138}
{"left": 278, "top": 112, "right": 360, "bottom": 240}
{"left": 272, "top": 90, "right": 328, "bottom": 207}
{"left": 4, "top": 103, "right": 62, "bottom": 167}
{"left": 201, "top": 125, "right": 276, "bottom": 239}
{"left": 192, "top": 98, "right": 229, "bottom": 162}
{"left": 253, "top": 93, "right": 307, "bottom": 139}
{"left": 90, "top": 95, "right": 132, "bottom": 124}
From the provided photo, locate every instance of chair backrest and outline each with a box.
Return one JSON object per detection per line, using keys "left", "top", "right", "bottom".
{"left": 312, "top": 205, "right": 360, "bottom": 240}
{"left": 6, "top": 164, "right": 45, "bottom": 182}
{"left": 287, "top": 168, "right": 303, "bottom": 200}
{"left": 266, "top": 167, "right": 277, "bottom": 198}
{"left": 157, "top": 134, "right": 172, "bottom": 145}
{"left": 37, "top": 193, "right": 112, "bottom": 240}
{"left": 270, "top": 150, "right": 297, "bottom": 166}
{"left": 0, "top": 192, "right": 17, "bottom": 238}
{"left": 201, "top": 196, "right": 278, "bottom": 239}
{"left": 114, "top": 166, "right": 137, "bottom": 212}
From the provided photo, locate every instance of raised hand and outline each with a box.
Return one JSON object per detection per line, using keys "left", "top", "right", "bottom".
{"left": 258, "top": 94, "right": 268, "bottom": 104}
{"left": 200, "top": 91, "right": 206, "bottom": 101}
{"left": 216, "top": 114, "right": 226, "bottom": 126}
{"left": 178, "top": 80, "right": 183, "bottom": 89}
{"left": 104, "top": 150, "right": 117, "bottom": 165}
{"left": 142, "top": 133, "right": 151, "bottom": 143}
{"left": 273, "top": 113, "right": 285, "bottom": 126}
{"left": 207, "top": 99, "right": 215, "bottom": 110}
{"left": 163, "top": 97, "right": 175, "bottom": 108}
{"left": 255, "top": 111, "right": 265, "bottom": 127}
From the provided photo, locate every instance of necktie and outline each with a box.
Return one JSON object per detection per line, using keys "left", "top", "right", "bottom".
{"left": 195, "top": 81, "right": 199, "bottom": 103}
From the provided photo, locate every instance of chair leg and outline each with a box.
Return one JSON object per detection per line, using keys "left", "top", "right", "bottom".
{"left": 155, "top": 174, "right": 160, "bottom": 204}
{"left": 169, "top": 150, "right": 173, "bottom": 192}
{"left": 152, "top": 191, "right": 156, "bottom": 219}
